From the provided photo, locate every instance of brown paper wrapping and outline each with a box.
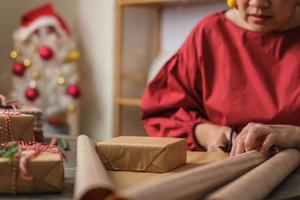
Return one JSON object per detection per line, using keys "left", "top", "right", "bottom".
{"left": 17, "top": 106, "right": 43, "bottom": 142}
{"left": 74, "top": 136, "right": 299, "bottom": 200}
{"left": 96, "top": 136, "right": 187, "bottom": 173}
{"left": 0, "top": 151, "right": 64, "bottom": 193}
{"left": 206, "top": 149, "right": 300, "bottom": 200}
{"left": 0, "top": 114, "right": 35, "bottom": 143}
{"left": 109, "top": 151, "right": 229, "bottom": 191}
{"left": 74, "top": 135, "right": 115, "bottom": 200}
{"left": 0, "top": 95, "right": 43, "bottom": 142}
{"left": 118, "top": 151, "right": 268, "bottom": 200}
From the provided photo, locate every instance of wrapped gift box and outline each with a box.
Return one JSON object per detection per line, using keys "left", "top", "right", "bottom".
{"left": 96, "top": 136, "right": 187, "bottom": 173}
{"left": 0, "top": 114, "right": 35, "bottom": 143}
{"left": 14, "top": 106, "right": 44, "bottom": 142}
{"left": 0, "top": 95, "right": 43, "bottom": 142}
{"left": 0, "top": 151, "right": 64, "bottom": 193}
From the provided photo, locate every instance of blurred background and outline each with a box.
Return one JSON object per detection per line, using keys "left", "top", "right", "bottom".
{"left": 0, "top": 0, "right": 226, "bottom": 141}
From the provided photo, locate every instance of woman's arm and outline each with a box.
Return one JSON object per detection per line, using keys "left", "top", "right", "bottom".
{"left": 141, "top": 52, "right": 208, "bottom": 150}
{"left": 141, "top": 25, "right": 236, "bottom": 151}
{"left": 141, "top": 26, "right": 210, "bottom": 150}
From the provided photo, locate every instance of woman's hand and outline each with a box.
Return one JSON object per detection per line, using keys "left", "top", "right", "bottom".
{"left": 194, "top": 123, "right": 236, "bottom": 152}
{"left": 230, "top": 123, "right": 300, "bottom": 157}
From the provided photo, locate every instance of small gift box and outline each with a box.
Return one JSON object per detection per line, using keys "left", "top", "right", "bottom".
{"left": 0, "top": 111, "right": 35, "bottom": 144}
{"left": 0, "top": 95, "right": 43, "bottom": 142}
{"left": 96, "top": 136, "right": 187, "bottom": 173}
{"left": 0, "top": 141, "right": 65, "bottom": 193}
{"left": 14, "top": 106, "right": 43, "bottom": 142}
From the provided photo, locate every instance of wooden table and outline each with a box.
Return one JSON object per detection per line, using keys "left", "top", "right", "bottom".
{"left": 1, "top": 139, "right": 300, "bottom": 200}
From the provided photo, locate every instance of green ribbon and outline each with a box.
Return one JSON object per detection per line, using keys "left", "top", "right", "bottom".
{"left": 0, "top": 144, "right": 19, "bottom": 158}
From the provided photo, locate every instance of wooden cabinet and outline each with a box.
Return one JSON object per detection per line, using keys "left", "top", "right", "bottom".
{"left": 114, "top": 0, "right": 224, "bottom": 137}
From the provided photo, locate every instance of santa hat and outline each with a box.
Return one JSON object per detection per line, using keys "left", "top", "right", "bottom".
{"left": 15, "top": 3, "right": 70, "bottom": 41}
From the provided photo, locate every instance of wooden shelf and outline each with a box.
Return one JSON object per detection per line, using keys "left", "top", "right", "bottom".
{"left": 116, "top": 98, "right": 141, "bottom": 106}
{"left": 122, "top": 74, "right": 147, "bottom": 82}
{"left": 119, "top": 0, "right": 221, "bottom": 6}
{"left": 114, "top": 0, "right": 224, "bottom": 136}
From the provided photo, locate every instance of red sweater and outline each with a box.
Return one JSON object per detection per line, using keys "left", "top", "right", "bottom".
{"left": 141, "top": 12, "right": 300, "bottom": 150}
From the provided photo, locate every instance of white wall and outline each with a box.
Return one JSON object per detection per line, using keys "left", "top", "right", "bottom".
{"left": 162, "top": 2, "right": 227, "bottom": 52}
{"left": 76, "top": 0, "right": 115, "bottom": 140}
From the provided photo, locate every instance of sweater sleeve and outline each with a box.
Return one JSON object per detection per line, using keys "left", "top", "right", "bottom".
{"left": 141, "top": 26, "right": 209, "bottom": 150}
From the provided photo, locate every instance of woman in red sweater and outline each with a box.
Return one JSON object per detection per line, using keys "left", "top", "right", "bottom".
{"left": 141, "top": 0, "right": 300, "bottom": 156}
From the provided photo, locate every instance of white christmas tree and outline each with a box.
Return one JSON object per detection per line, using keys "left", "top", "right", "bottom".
{"left": 10, "top": 4, "right": 80, "bottom": 121}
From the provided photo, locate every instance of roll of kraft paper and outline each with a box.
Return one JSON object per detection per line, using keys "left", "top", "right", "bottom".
{"left": 206, "top": 149, "right": 300, "bottom": 200}
{"left": 74, "top": 135, "right": 116, "bottom": 200}
{"left": 118, "top": 150, "right": 268, "bottom": 200}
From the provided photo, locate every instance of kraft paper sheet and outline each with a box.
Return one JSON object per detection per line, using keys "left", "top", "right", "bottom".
{"left": 118, "top": 151, "right": 268, "bottom": 200}
{"left": 108, "top": 151, "right": 228, "bottom": 190}
{"left": 206, "top": 149, "right": 300, "bottom": 200}
{"left": 74, "top": 135, "right": 300, "bottom": 200}
{"left": 74, "top": 135, "right": 115, "bottom": 200}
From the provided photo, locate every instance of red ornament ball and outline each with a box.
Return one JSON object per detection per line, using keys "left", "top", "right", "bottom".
{"left": 67, "top": 84, "right": 81, "bottom": 98}
{"left": 12, "top": 63, "right": 26, "bottom": 76}
{"left": 25, "top": 87, "right": 39, "bottom": 101}
{"left": 48, "top": 115, "right": 61, "bottom": 126}
{"left": 39, "top": 46, "right": 54, "bottom": 60}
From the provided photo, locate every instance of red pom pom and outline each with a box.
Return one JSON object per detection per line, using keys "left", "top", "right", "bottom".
{"left": 67, "top": 84, "right": 81, "bottom": 98}
{"left": 39, "top": 46, "right": 54, "bottom": 60}
{"left": 12, "top": 63, "right": 26, "bottom": 76}
{"left": 25, "top": 87, "right": 39, "bottom": 101}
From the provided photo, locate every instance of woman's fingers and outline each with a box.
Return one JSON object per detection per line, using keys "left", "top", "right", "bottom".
{"left": 261, "top": 133, "right": 277, "bottom": 153}
{"left": 230, "top": 132, "right": 240, "bottom": 157}
{"left": 232, "top": 132, "right": 238, "bottom": 140}
{"left": 244, "top": 128, "right": 259, "bottom": 151}
{"left": 230, "top": 136, "right": 245, "bottom": 157}
{"left": 229, "top": 123, "right": 300, "bottom": 156}
{"left": 230, "top": 126, "right": 247, "bottom": 156}
{"left": 228, "top": 132, "right": 237, "bottom": 154}
{"left": 244, "top": 126, "right": 269, "bottom": 151}
{"left": 230, "top": 141, "right": 237, "bottom": 157}
{"left": 235, "top": 138, "right": 245, "bottom": 155}
{"left": 231, "top": 123, "right": 271, "bottom": 156}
